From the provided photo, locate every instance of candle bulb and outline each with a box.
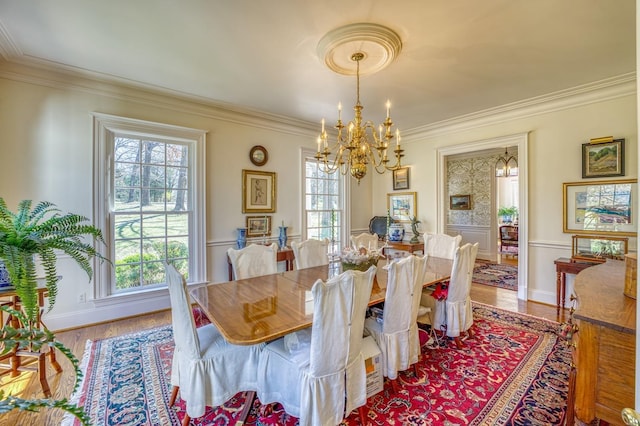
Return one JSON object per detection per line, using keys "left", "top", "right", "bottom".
{"left": 379, "top": 125, "right": 383, "bottom": 141}
{"left": 386, "top": 100, "right": 391, "bottom": 118}
{"left": 338, "top": 102, "right": 342, "bottom": 120}
{"left": 396, "top": 129, "right": 401, "bottom": 147}
{"left": 317, "top": 136, "right": 321, "bottom": 153}
{"left": 321, "top": 118, "right": 325, "bottom": 133}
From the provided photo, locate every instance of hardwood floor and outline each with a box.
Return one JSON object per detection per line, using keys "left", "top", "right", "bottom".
{"left": 1, "top": 258, "right": 567, "bottom": 425}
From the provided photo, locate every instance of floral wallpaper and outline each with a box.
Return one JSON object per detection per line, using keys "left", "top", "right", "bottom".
{"left": 447, "top": 151, "right": 517, "bottom": 226}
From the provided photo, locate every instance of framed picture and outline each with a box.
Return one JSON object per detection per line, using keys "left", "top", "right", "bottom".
{"left": 242, "top": 170, "right": 276, "bottom": 213}
{"left": 246, "top": 215, "right": 272, "bottom": 237}
{"left": 582, "top": 138, "right": 625, "bottom": 178}
{"left": 450, "top": 194, "right": 471, "bottom": 210}
{"left": 387, "top": 192, "right": 417, "bottom": 222}
{"left": 392, "top": 167, "right": 410, "bottom": 190}
{"left": 563, "top": 179, "right": 637, "bottom": 236}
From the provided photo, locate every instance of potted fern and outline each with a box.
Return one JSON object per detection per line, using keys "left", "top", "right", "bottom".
{"left": 0, "top": 198, "right": 107, "bottom": 424}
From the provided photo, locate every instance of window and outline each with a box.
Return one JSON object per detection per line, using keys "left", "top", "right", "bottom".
{"left": 93, "top": 113, "right": 206, "bottom": 298}
{"left": 302, "top": 150, "right": 348, "bottom": 255}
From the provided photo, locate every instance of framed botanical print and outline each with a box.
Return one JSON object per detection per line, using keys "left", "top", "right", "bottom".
{"left": 242, "top": 170, "right": 276, "bottom": 213}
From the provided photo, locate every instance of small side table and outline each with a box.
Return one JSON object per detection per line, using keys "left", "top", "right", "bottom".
{"left": 553, "top": 257, "right": 597, "bottom": 314}
{"left": 382, "top": 241, "right": 424, "bottom": 256}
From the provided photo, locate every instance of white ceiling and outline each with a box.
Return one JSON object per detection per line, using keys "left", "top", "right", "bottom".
{"left": 0, "top": 1, "right": 635, "bottom": 132}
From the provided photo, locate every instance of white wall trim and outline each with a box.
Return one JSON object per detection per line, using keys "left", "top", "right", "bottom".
{"left": 437, "top": 132, "right": 529, "bottom": 300}
{"left": 404, "top": 73, "right": 636, "bottom": 140}
{"left": 0, "top": 60, "right": 319, "bottom": 138}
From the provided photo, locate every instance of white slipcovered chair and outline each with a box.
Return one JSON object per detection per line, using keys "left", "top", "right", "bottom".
{"left": 291, "top": 238, "right": 329, "bottom": 269}
{"left": 164, "top": 263, "right": 265, "bottom": 425}
{"left": 364, "top": 254, "right": 429, "bottom": 392}
{"left": 256, "top": 267, "right": 376, "bottom": 426}
{"left": 424, "top": 233, "right": 462, "bottom": 259}
{"left": 420, "top": 242, "right": 479, "bottom": 349}
{"left": 227, "top": 243, "right": 278, "bottom": 279}
{"left": 350, "top": 232, "right": 379, "bottom": 251}
{"left": 418, "top": 233, "right": 462, "bottom": 338}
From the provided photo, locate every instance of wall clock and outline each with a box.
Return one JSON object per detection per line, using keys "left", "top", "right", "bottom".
{"left": 249, "top": 145, "right": 268, "bottom": 166}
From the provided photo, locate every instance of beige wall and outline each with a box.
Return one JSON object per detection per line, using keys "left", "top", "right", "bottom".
{"left": 372, "top": 90, "right": 637, "bottom": 306}
{"left": 1, "top": 62, "right": 636, "bottom": 329}
{"left": 0, "top": 63, "right": 374, "bottom": 329}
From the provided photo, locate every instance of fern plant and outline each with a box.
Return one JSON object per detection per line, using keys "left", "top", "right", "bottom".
{"left": 0, "top": 198, "right": 107, "bottom": 424}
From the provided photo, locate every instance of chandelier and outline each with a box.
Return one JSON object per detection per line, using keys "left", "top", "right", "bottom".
{"left": 495, "top": 147, "right": 518, "bottom": 177}
{"left": 315, "top": 52, "right": 403, "bottom": 184}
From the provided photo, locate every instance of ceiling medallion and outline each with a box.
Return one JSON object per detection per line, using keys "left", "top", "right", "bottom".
{"left": 314, "top": 23, "right": 404, "bottom": 184}
{"left": 317, "top": 23, "right": 402, "bottom": 76}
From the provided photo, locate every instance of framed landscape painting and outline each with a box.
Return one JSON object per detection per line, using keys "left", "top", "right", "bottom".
{"left": 563, "top": 179, "right": 637, "bottom": 236}
{"left": 582, "top": 138, "right": 625, "bottom": 178}
{"left": 392, "top": 167, "right": 410, "bottom": 190}
{"left": 450, "top": 194, "right": 471, "bottom": 210}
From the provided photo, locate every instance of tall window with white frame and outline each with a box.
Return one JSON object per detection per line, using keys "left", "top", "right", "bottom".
{"left": 93, "top": 114, "right": 206, "bottom": 298}
{"left": 303, "top": 153, "right": 343, "bottom": 255}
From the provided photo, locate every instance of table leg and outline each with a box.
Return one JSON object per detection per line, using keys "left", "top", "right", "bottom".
{"left": 556, "top": 271, "right": 562, "bottom": 314}
{"left": 561, "top": 273, "right": 566, "bottom": 312}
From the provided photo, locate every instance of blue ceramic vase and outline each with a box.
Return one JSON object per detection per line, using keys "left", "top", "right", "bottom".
{"left": 388, "top": 223, "right": 405, "bottom": 242}
{"left": 278, "top": 226, "right": 288, "bottom": 249}
{"left": 236, "top": 228, "right": 247, "bottom": 249}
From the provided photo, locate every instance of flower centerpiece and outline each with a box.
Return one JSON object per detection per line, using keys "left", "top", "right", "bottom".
{"left": 341, "top": 246, "right": 381, "bottom": 272}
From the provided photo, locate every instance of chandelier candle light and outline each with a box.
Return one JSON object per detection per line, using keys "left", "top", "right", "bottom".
{"left": 315, "top": 52, "right": 404, "bottom": 184}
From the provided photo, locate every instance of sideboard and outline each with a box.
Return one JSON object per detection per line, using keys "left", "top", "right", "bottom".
{"left": 568, "top": 259, "right": 636, "bottom": 425}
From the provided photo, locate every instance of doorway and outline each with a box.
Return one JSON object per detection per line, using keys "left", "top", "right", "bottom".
{"left": 497, "top": 174, "right": 519, "bottom": 266}
{"left": 437, "top": 132, "right": 529, "bottom": 301}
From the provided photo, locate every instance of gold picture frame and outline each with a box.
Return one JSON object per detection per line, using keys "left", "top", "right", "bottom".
{"left": 387, "top": 192, "right": 417, "bottom": 222}
{"left": 563, "top": 179, "right": 637, "bottom": 236}
{"left": 242, "top": 169, "right": 276, "bottom": 213}
{"left": 246, "top": 215, "right": 271, "bottom": 237}
{"left": 450, "top": 194, "right": 471, "bottom": 210}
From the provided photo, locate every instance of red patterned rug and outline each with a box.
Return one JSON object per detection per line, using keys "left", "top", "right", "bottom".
{"left": 63, "top": 304, "right": 570, "bottom": 425}
{"left": 473, "top": 261, "right": 518, "bottom": 291}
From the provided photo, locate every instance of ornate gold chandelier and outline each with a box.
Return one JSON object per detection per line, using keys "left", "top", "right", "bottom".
{"left": 315, "top": 52, "right": 403, "bottom": 184}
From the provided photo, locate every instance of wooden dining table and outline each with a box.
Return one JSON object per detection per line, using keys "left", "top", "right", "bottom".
{"left": 190, "top": 256, "right": 453, "bottom": 346}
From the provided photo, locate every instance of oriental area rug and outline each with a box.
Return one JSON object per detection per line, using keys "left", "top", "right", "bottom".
{"left": 473, "top": 261, "right": 518, "bottom": 291}
{"left": 63, "top": 303, "right": 570, "bottom": 426}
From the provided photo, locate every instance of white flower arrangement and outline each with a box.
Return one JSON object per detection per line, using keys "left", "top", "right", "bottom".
{"left": 341, "top": 247, "right": 381, "bottom": 271}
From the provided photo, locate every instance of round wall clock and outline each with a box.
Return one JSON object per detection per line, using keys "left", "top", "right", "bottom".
{"left": 249, "top": 145, "right": 268, "bottom": 166}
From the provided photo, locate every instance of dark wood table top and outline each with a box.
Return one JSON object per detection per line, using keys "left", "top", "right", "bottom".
{"left": 190, "top": 257, "right": 453, "bottom": 345}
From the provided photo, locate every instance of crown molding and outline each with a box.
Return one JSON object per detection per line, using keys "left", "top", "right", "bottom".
{"left": 403, "top": 73, "right": 637, "bottom": 140}
{"left": 0, "top": 58, "right": 319, "bottom": 138}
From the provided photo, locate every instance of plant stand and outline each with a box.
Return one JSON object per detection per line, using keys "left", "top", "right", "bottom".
{"left": 0, "top": 287, "right": 63, "bottom": 397}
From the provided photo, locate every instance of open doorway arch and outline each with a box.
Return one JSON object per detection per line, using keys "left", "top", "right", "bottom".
{"left": 436, "top": 132, "right": 529, "bottom": 300}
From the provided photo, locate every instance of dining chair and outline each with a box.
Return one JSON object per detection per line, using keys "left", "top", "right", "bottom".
{"left": 291, "top": 238, "right": 329, "bottom": 269}
{"left": 417, "top": 233, "right": 462, "bottom": 337}
{"left": 424, "top": 233, "right": 462, "bottom": 259}
{"left": 256, "top": 266, "right": 376, "bottom": 426}
{"left": 419, "top": 242, "right": 479, "bottom": 349}
{"left": 164, "top": 263, "right": 265, "bottom": 425}
{"left": 351, "top": 232, "right": 379, "bottom": 251}
{"left": 227, "top": 243, "right": 278, "bottom": 279}
{"left": 364, "top": 254, "right": 429, "bottom": 392}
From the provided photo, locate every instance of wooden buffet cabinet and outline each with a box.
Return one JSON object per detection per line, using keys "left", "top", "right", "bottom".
{"left": 568, "top": 259, "right": 636, "bottom": 425}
